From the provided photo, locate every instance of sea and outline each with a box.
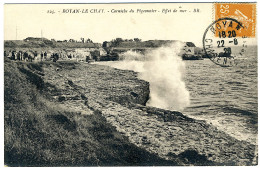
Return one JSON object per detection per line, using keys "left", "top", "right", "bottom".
{"left": 95, "top": 45, "right": 258, "bottom": 145}
{"left": 183, "top": 46, "right": 257, "bottom": 145}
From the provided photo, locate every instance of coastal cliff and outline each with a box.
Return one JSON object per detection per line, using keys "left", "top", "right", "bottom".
{"left": 4, "top": 59, "right": 257, "bottom": 166}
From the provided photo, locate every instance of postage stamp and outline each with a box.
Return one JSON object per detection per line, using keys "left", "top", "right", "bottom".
{"left": 203, "top": 2, "right": 256, "bottom": 67}
{"left": 215, "top": 3, "right": 256, "bottom": 38}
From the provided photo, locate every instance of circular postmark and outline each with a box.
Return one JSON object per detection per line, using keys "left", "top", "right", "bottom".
{"left": 203, "top": 17, "right": 248, "bottom": 67}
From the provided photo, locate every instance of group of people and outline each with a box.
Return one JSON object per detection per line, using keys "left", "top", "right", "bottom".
{"left": 5, "top": 50, "right": 36, "bottom": 62}
{"left": 4, "top": 50, "right": 60, "bottom": 62}
{"left": 4, "top": 49, "right": 98, "bottom": 63}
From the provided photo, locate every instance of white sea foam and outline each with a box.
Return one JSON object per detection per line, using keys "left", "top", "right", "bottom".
{"left": 97, "top": 42, "right": 190, "bottom": 111}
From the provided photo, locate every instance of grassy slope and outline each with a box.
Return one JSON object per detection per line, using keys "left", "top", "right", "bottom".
{"left": 4, "top": 59, "right": 180, "bottom": 166}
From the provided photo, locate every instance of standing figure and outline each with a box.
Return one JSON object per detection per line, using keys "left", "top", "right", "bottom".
{"left": 44, "top": 51, "right": 47, "bottom": 60}
{"left": 28, "top": 54, "right": 33, "bottom": 62}
{"left": 11, "top": 51, "right": 16, "bottom": 60}
{"left": 24, "top": 51, "right": 28, "bottom": 61}
{"left": 41, "top": 51, "right": 44, "bottom": 61}
{"left": 20, "top": 51, "right": 24, "bottom": 61}
{"left": 86, "top": 55, "right": 90, "bottom": 63}
{"left": 17, "top": 51, "right": 21, "bottom": 61}
{"left": 34, "top": 51, "right": 38, "bottom": 60}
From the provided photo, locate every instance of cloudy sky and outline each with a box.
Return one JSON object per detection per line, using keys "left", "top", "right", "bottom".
{"left": 4, "top": 3, "right": 256, "bottom": 47}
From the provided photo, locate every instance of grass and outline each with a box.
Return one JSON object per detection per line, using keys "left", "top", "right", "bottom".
{"left": 4, "top": 59, "right": 179, "bottom": 166}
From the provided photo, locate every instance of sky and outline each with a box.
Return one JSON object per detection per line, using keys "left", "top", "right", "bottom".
{"left": 4, "top": 3, "right": 256, "bottom": 47}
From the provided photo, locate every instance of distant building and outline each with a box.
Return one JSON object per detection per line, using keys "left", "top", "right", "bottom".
{"left": 181, "top": 42, "right": 204, "bottom": 57}
{"left": 102, "top": 41, "right": 111, "bottom": 48}
{"left": 194, "top": 47, "right": 204, "bottom": 55}
{"left": 24, "top": 37, "right": 45, "bottom": 42}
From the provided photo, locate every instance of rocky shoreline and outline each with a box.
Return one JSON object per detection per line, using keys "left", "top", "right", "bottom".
{"left": 5, "top": 60, "right": 257, "bottom": 166}
{"left": 41, "top": 61, "right": 257, "bottom": 165}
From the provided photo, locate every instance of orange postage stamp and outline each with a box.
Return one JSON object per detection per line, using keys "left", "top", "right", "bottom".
{"left": 214, "top": 3, "right": 256, "bottom": 38}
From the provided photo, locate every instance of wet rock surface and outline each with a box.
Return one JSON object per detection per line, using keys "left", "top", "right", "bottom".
{"left": 41, "top": 61, "right": 257, "bottom": 166}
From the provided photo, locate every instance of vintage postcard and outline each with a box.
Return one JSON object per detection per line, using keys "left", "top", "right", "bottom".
{"left": 3, "top": 2, "right": 258, "bottom": 166}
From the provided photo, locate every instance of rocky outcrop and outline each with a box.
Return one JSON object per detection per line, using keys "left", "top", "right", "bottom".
{"left": 38, "top": 61, "right": 257, "bottom": 166}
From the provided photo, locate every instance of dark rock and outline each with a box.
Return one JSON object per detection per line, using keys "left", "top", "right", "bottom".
{"left": 58, "top": 96, "right": 66, "bottom": 102}
{"left": 178, "top": 149, "right": 214, "bottom": 166}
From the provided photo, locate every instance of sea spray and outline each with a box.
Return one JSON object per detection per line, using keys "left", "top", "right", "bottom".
{"left": 98, "top": 42, "right": 190, "bottom": 111}
{"left": 114, "top": 50, "right": 146, "bottom": 72}
{"left": 119, "top": 50, "right": 145, "bottom": 61}
{"left": 139, "top": 42, "right": 190, "bottom": 111}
